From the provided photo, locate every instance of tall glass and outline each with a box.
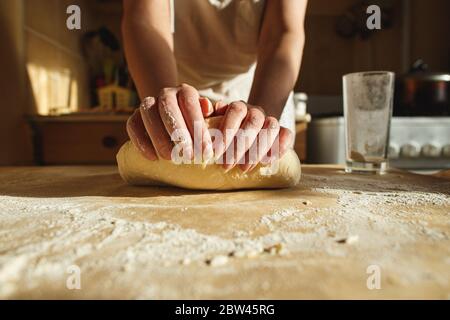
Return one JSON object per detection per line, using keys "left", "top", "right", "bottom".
{"left": 343, "top": 71, "right": 395, "bottom": 174}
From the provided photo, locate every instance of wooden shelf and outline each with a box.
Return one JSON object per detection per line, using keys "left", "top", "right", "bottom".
{"left": 27, "top": 113, "right": 129, "bottom": 165}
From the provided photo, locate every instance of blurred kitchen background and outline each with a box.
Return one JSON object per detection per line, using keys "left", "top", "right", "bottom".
{"left": 0, "top": 0, "right": 449, "bottom": 173}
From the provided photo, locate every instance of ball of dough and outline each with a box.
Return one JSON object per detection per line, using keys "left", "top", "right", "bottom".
{"left": 116, "top": 141, "right": 301, "bottom": 191}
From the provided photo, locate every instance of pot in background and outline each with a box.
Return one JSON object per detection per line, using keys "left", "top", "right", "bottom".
{"left": 394, "top": 60, "right": 450, "bottom": 116}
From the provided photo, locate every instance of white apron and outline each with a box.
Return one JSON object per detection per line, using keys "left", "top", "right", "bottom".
{"left": 173, "top": 0, "right": 295, "bottom": 133}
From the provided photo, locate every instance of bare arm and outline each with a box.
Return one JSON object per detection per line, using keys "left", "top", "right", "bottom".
{"left": 248, "top": 0, "right": 307, "bottom": 119}
{"left": 123, "top": 0, "right": 214, "bottom": 162}
{"left": 123, "top": 0, "right": 298, "bottom": 169}
{"left": 122, "top": 0, "right": 177, "bottom": 98}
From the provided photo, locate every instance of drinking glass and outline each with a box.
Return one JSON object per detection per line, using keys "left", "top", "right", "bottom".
{"left": 343, "top": 71, "right": 395, "bottom": 174}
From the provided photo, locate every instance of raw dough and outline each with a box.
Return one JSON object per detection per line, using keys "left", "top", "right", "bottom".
{"left": 116, "top": 117, "right": 301, "bottom": 190}
{"left": 117, "top": 142, "right": 301, "bottom": 190}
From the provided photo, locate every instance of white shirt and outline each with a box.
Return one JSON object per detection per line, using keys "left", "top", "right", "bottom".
{"left": 173, "top": 0, "right": 295, "bottom": 132}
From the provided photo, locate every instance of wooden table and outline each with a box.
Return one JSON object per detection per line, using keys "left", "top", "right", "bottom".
{"left": 0, "top": 165, "right": 448, "bottom": 299}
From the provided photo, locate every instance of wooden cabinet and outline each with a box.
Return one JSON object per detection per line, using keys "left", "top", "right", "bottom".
{"left": 28, "top": 114, "right": 129, "bottom": 165}
{"left": 28, "top": 114, "right": 307, "bottom": 165}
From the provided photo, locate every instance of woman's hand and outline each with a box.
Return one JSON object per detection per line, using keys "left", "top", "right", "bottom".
{"left": 213, "top": 101, "right": 294, "bottom": 172}
{"left": 127, "top": 84, "right": 214, "bottom": 162}
{"left": 126, "top": 84, "right": 293, "bottom": 172}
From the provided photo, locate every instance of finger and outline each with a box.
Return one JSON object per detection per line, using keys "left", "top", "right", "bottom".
{"left": 214, "top": 101, "right": 229, "bottom": 116}
{"left": 215, "top": 101, "right": 248, "bottom": 163}
{"left": 240, "top": 116, "right": 280, "bottom": 172}
{"left": 225, "top": 107, "right": 265, "bottom": 171}
{"left": 199, "top": 97, "right": 214, "bottom": 117}
{"left": 158, "top": 88, "right": 193, "bottom": 160}
{"left": 177, "top": 84, "right": 213, "bottom": 162}
{"left": 126, "top": 109, "right": 157, "bottom": 161}
{"left": 278, "top": 127, "right": 294, "bottom": 157}
{"left": 140, "top": 97, "right": 173, "bottom": 160}
{"left": 262, "top": 127, "right": 294, "bottom": 164}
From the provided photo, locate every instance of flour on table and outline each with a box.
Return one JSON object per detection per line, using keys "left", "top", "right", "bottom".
{"left": 0, "top": 168, "right": 449, "bottom": 299}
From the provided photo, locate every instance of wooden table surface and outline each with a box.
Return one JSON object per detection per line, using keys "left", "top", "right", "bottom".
{"left": 0, "top": 165, "right": 448, "bottom": 299}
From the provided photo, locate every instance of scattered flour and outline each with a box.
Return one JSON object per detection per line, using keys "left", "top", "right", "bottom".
{"left": 0, "top": 170, "right": 449, "bottom": 298}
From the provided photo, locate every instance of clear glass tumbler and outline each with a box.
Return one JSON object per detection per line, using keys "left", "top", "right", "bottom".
{"left": 343, "top": 71, "right": 395, "bottom": 174}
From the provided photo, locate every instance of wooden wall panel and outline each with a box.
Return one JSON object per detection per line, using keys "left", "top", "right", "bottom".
{"left": 409, "top": 0, "right": 450, "bottom": 72}
{"left": 296, "top": 0, "right": 405, "bottom": 95}
{"left": 298, "top": 14, "right": 356, "bottom": 95}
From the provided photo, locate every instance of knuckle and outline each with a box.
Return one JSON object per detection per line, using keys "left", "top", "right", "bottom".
{"left": 186, "top": 95, "right": 197, "bottom": 106}
{"left": 248, "top": 107, "right": 264, "bottom": 118}
{"left": 252, "top": 105, "right": 266, "bottom": 114}
{"left": 179, "top": 86, "right": 199, "bottom": 106}
{"left": 158, "top": 95, "right": 171, "bottom": 109}
{"left": 181, "top": 84, "right": 198, "bottom": 95}
{"left": 229, "top": 101, "right": 247, "bottom": 114}
{"left": 265, "top": 116, "right": 279, "bottom": 130}
{"left": 247, "top": 108, "right": 265, "bottom": 126}
{"left": 179, "top": 94, "right": 196, "bottom": 108}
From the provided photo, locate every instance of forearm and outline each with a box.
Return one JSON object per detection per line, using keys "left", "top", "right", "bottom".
{"left": 122, "top": 16, "right": 177, "bottom": 98}
{"left": 248, "top": 32, "right": 304, "bottom": 119}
